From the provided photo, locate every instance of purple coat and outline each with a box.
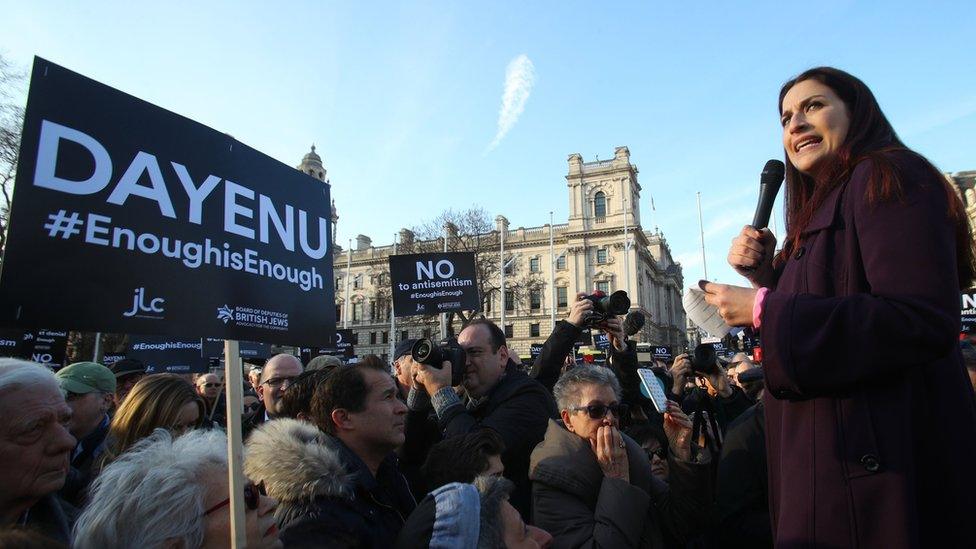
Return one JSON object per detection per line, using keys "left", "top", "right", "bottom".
{"left": 761, "top": 150, "right": 976, "bottom": 548}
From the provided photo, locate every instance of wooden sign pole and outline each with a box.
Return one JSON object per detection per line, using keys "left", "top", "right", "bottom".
{"left": 223, "top": 339, "right": 247, "bottom": 548}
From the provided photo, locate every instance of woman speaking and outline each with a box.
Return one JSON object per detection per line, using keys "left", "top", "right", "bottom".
{"left": 703, "top": 67, "right": 976, "bottom": 547}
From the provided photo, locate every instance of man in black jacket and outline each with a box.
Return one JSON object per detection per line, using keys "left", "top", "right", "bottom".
{"left": 414, "top": 319, "right": 558, "bottom": 516}
{"left": 245, "top": 360, "right": 415, "bottom": 548}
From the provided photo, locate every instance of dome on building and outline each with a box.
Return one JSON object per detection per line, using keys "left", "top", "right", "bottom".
{"left": 303, "top": 144, "right": 322, "bottom": 164}
{"left": 297, "top": 144, "right": 327, "bottom": 182}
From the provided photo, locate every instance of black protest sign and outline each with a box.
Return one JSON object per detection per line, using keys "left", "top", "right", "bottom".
{"left": 128, "top": 335, "right": 210, "bottom": 374}
{"left": 0, "top": 58, "right": 335, "bottom": 347}
{"left": 962, "top": 291, "right": 976, "bottom": 333}
{"left": 389, "top": 252, "right": 479, "bottom": 317}
{"left": 301, "top": 328, "right": 355, "bottom": 361}
{"left": 652, "top": 346, "right": 672, "bottom": 361}
{"left": 28, "top": 330, "right": 69, "bottom": 367}
{"left": 529, "top": 343, "right": 544, "bottom": 359}
{"left": 593, "top": 332, "right": 611, "bottom": 350}
{"left": 102, "top": 353, "right": 126, "bottom": 366}
{"left": 0, "top": 329, "right": 69, "bottom": 367}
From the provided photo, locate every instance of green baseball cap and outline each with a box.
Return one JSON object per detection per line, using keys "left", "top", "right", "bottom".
{"left": 56, "top": 362, "right": 117, "bottom": 394}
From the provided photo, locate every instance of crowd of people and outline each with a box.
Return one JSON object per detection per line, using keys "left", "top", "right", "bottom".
{"left": 1, "top": 304, "right": 782, "bottom": 548}
{"left": 2, "top": 66, "right": 976, "bottom": 548}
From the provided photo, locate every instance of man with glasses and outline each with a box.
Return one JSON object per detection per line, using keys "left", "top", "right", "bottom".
{"left": 413, "top": 319, "right": 557, "bottom": 516}
{"left": 529, "top": 365, "right": 712, "bottom": 548}
{"left": 245, "top": 354, "right": 302, "bottom": 438}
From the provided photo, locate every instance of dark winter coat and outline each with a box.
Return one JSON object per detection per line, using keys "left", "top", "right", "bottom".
{"left": 530, "top": 320, "right": 583, "bottom": 392}
{"left": 761, "top": 151, "right": 976, "bottom": 547}
{"left": 529, "top": 419, "right": 712, "bottom": 548}
{"left": 60, "top": 414, "right": 110, "bottom": 507}
{"left": 244, "top": 419, "right": 416, "bottom": 548}
{"left": 715, "top": 400, "right": 771, "bottom": 548}
{"left": 437, "top": 362, "right": 558, "bottom": 516}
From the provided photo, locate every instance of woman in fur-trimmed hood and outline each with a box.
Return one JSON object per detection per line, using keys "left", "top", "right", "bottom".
{"left": 244, "top": 418, "right": 416, "bottom": 548}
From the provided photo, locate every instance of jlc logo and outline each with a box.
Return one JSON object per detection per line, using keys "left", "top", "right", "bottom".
{"left": 123, "top": 287, "right": 165, "bottom": 317}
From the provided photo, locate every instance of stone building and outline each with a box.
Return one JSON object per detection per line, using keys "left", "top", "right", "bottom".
{"left": 297, "top": 145, "right": 687, "bottom": 361}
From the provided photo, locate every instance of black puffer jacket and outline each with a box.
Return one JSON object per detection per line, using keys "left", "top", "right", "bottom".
{"left": 245, "top": 419, "right": 416, "bottom": 548}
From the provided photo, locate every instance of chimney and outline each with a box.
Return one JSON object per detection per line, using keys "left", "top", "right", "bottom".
{"left": 356, "top": 234, "right": 372, "bottom": 250}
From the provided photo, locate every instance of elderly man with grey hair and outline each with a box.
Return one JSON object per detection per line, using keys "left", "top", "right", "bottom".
{"left": 529, "top": 366, "right": 713, "bottom": 548}
{"left": 73, "top": 428, "right": 281, "bottom": 549}
{"left": 0, "top": 358, "right": 77, "bottom": 544}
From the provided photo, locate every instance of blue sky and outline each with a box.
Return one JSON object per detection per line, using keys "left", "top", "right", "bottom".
{"left": 3, "top": 0, "right": 975, "bottom": 287}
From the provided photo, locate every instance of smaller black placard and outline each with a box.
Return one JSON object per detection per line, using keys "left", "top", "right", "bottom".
{"left": 389, "top": 252, "right": 479, "bottom": 316}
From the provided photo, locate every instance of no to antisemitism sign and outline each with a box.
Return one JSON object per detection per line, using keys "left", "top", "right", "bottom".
{"left": 389, "top": 252, "right": 480, "bottom": 317}
{"left": 0, "top": 58, "right": 335, "bottom": 347}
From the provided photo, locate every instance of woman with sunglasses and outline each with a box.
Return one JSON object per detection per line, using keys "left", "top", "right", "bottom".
{"left": 73, "top": 429, "right": 280, "bottom": 548}
{"left": 529, "top": 366, "right": 711, "bottom": 548}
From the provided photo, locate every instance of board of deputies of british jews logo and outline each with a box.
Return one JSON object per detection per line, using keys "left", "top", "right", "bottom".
{"left": 122, "top": 287, "right": 165, "bottom": 319}
{"left": 215, "top": 304, "right": 290, "bottom": 332}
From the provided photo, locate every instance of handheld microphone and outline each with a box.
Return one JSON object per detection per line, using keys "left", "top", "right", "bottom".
{"left": 751, "top": 160, "right": 786, "bottom": 229}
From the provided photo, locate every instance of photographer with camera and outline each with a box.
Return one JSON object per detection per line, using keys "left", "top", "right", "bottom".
{"left": 669, "top": 347, "right": 754, "bottom": 436}
{"left": 412, "top": 319, "right": 557, "bottom": 516}
{"left": 530, "top": 291, "right": 639, "bottom": 392}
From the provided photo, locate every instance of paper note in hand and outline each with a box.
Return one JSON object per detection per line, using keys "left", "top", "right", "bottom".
{"left": 682, "top": 287, "right": 731, "bottom": 338}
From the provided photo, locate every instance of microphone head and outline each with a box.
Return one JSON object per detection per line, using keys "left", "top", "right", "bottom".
{"left": 761, "top": 159, "right": 785, "bottom": 186}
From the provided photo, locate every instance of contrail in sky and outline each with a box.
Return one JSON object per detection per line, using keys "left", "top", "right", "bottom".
{"left": 486, "top": 54, "right": 535, "bottom": 153}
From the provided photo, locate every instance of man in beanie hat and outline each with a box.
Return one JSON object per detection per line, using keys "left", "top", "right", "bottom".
{"left": 55, "top": 362, "right": 115, "bottom": 506}
{"left": 395, "top": 475, "right": 552, "bottom": 549}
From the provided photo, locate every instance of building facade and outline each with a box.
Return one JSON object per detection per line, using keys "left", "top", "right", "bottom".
{"left": 298, "top": 146, "right": 687, "bottom": 361}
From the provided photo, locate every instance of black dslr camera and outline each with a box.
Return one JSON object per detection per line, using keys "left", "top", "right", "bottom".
{"left": 581, "top": 290, "right": 631, "bottom": 328}
{"left": 690, "top": 343, "right": 721, "bottom": 376}
{"left": 412, "top": 338, "right": 467, "bottom": 387}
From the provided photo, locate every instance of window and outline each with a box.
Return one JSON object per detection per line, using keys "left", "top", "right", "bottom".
{"left": 504, "top": 291, "right": 514, "bottom": 312}
{"left": 596, "top": 281, "right": 609, "bottom": 294}
{"left": 352, "top": 302, "right": 363, "bottom": 322}
{"left": 597, "top": 248, "right": 607, "bottom": 264}
{"left": 382, "top": 331, "right": 389, "bottom": 344}
{"left": 504, "top": 260, "right": 515, "bottom": 275}
{"left": 335, "top": 277, "right": 342, "bottom": 290}
{"left": 530, "top": 289, "right": 542, "bottom": 310}
{"left": 529, "top": 257, "right": 540, "bottom": 273}
{"left": 401, "top": 330, "right": 409, "bottom": 342}
{"left": 594, "top": 191, "right": 607, "bottom": 218}
{"left": 556, "top": 255, "right": 566, "bottom": 270}
{"left": 557, "top": 287, "right": 568, "bottom": 308}
{"left": 353, "top": 274, "right": 363, "bottom": 289}
{"left": 370, "top": 332, "right": 377, "bottom": 345}
{"left": 369, "top": 301, "right": 376, "bottom": 321}
{"left": 504, "top": 324, "right": 514, "bottom": 338}
{"left": 530, "top": 323, "right": 540, "bottom": 337}
{"left": 336, "top": 303, "right": 342, "bottom": 319}
{"left": 423, "top": 328, "right": 431, "bottom": 338}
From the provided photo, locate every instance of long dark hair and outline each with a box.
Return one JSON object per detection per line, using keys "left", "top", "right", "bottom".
{"left": 776, "top": 67, "right": 974, "bottom": 286}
